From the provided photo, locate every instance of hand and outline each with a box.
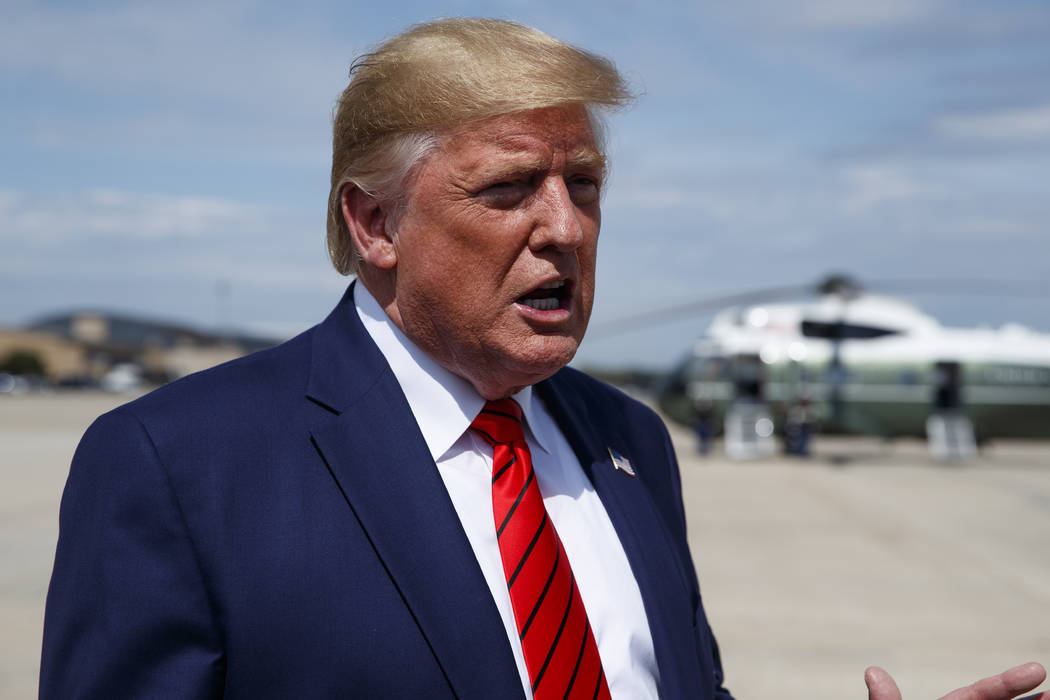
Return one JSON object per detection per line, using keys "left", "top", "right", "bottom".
{"left": 866, "top": 663, "right": 1049, "bottom": 700}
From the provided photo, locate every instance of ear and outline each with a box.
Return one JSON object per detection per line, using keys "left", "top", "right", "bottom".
{"left": 341, "top": 185, "right": 398, "bottom": 270}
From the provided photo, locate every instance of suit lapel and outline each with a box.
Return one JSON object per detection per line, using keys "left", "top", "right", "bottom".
{"left": 306, "top": 284, "right": 524, "bottom": 700}
{"left": 538, "top": 375, "right": 706, "bottom": 700}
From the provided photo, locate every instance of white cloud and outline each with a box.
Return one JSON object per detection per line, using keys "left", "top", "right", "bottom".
{"left": 935, "top": 103, "right": 1050, "bottom": 143}
{"left": 790, "top": 0, "right": 946, "bottom": 29}
{"left": 711, "top": 0, "right": 947, "bottom": 33}
{"left": 0, "top": 190, "right": 23, "bottom": 217}
{"left": 27, "top": 110, "right": 332, "bottom": 167}
{"left": 840, "top": 166, "right": 947, "bottom": 214}
{"left": 1, "top": 2, "right": 352, "bottom": 170}
{"left": 945, "top": 216, "right": 1044, "bottom": 239}
{"left": 184, "top": 257, "right": 346, "bottom": 293}
{"left": 0, "top": 1, "right": 350, "bottom": 117}
{"left": 0, "top": 188, "right": 263, "bottom": 242}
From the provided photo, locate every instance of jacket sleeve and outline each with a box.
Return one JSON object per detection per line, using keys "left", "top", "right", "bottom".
{"left": 656, "top": 419, "right": 735, "bottom": 700}
{"left": 40, "top": 407, "right": 225, "bottom": 699}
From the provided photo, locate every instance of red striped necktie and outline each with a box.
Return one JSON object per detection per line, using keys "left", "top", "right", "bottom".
{"left": 470, "top": 399, "right": 612, "bottom": 700}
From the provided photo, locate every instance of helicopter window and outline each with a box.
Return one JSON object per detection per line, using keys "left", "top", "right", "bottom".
{"left": 800, "top": 320, "right": 898, "bottom": 340}
{"left": 698, "top": 357, "right": 727, "bottom": 379}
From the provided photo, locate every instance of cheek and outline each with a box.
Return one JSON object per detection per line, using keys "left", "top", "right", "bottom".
{"left": 440, "top": 220, "right": 517, "bottom": 275}
{"left": 398, "top": 224, "right": 475, "bottom": 291}
{"left": 580, "top": 233, "right": 600, "bottom": 276}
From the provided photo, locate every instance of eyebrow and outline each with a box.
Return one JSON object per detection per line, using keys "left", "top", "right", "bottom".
{"left": 568, "top": 148, "right": 607, "bottom": 176}
{"left": 475, "top": 148, "right": 606, "bottom": 180}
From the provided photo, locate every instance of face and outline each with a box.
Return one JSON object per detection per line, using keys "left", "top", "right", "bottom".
{"left": 386, "top": 105, "right": 603, "bottom": 399}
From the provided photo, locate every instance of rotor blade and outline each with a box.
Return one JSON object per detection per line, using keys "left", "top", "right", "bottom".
{"left": 587, "top": 283, "right": 814, "bottom": 338}
{"left": 587, "top": 275, "right": 1050, "bottom": 339}
{"left": 869, "top": 277, "right": 1050, "bottom": 297}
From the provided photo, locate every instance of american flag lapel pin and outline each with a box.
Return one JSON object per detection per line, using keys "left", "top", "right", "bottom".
{"left": 607, "top": 447, "right": 636, "bottom": 477}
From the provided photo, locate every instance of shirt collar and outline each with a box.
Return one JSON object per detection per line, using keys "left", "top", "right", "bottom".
{"left": 353, "top": 283, "right": 552, "bottom": 460}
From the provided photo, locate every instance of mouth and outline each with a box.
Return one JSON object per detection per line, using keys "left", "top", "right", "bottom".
{"left": 516, "top": 279, "right": 573, "bottom": 312}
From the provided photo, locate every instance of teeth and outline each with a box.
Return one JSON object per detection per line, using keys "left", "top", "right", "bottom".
{"left": 539, "top": 280, "right": 565, "bottom": 289}
{"left": 522, "top": 298, "right": 560, "bottom": 311}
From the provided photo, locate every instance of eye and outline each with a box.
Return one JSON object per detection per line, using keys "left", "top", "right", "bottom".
{"left": 566, "top": 176, "right": 600, "bottom": 205}
{"left": 477, "top": 180, "right": 533, "bottom": 208}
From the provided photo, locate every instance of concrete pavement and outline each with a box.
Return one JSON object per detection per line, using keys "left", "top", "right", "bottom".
{"left": 2, "top": 393, "right": 1048, "bottom": 699}
{"left": 673, "top": 420, "right": 1050, "bottom": 699}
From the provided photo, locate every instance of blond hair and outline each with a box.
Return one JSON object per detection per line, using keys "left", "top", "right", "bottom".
{"left": 326, "top": 17, "right": 633, "bottom": 275}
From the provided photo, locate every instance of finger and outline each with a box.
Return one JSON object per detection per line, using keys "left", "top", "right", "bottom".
{"left": 866, "top": 666, "right": 903, "bottom": 700}
{"left": 947, "top": 662, "right": 1047, "bottom": 700}
{"left": 1016, "top": 693, "right": 1050, "bottom": 700}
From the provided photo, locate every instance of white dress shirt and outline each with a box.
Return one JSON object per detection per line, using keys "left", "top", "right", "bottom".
{"left": 354, "top": 283, "right": 660, "bottom": 700}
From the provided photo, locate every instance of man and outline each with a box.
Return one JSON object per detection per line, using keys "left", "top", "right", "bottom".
{"left": 41, "top": 18, "right": 1046, "bottom": 700}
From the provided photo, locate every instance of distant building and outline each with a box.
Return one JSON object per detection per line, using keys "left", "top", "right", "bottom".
{"left": 1, "top": 311, "right": 280, "bottom": 385}
{"left": 0, "top": 329, "right": 86, "bottom": 382}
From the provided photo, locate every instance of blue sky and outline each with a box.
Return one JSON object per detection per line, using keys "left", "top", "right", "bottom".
{"left": 2, "top": 0, "right": 1049, "bottom": 368}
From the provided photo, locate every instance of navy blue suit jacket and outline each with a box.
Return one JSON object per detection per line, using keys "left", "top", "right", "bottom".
{"left": 41, "top": 285, "right": 732, "bottom": 699}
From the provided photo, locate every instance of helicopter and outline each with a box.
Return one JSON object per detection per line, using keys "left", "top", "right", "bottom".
{"left": 653, "top": 275, "right": 1050, "bottom": 456}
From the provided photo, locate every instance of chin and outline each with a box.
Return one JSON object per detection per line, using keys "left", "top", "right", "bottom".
{"left": 512, "top": 338, "right": 581, "bottom": 381}
{"left": 472, "top": 344, "right": 580, "bottom": 399}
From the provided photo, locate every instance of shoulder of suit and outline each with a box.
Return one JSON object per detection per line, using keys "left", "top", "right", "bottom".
{"left": 548, "top": 365, "right": 665, "bottom": 428}
{"left": 114, "top": 325, "right": 318, "bottom": 427}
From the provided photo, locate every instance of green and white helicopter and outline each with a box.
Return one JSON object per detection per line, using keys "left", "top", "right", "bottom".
{"left": 655, "top": 276, "right": 1050, "bottom": 455}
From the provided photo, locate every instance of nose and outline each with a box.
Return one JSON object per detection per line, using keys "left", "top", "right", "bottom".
{"left": 528, "top": 177, "right": 587, "bottom": 253}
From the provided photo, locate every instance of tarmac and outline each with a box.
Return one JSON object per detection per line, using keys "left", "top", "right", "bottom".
{"left": 2, "top": 392, "right": 1048, "bottom": 699}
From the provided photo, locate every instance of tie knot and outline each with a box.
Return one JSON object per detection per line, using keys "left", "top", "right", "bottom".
{"left": 470, "top": 399, "right": 526, "bottom": 446}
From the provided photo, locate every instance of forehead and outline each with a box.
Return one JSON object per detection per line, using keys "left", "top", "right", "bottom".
{"left": 439, "top": 105, "right": 604, "bottom": 170}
